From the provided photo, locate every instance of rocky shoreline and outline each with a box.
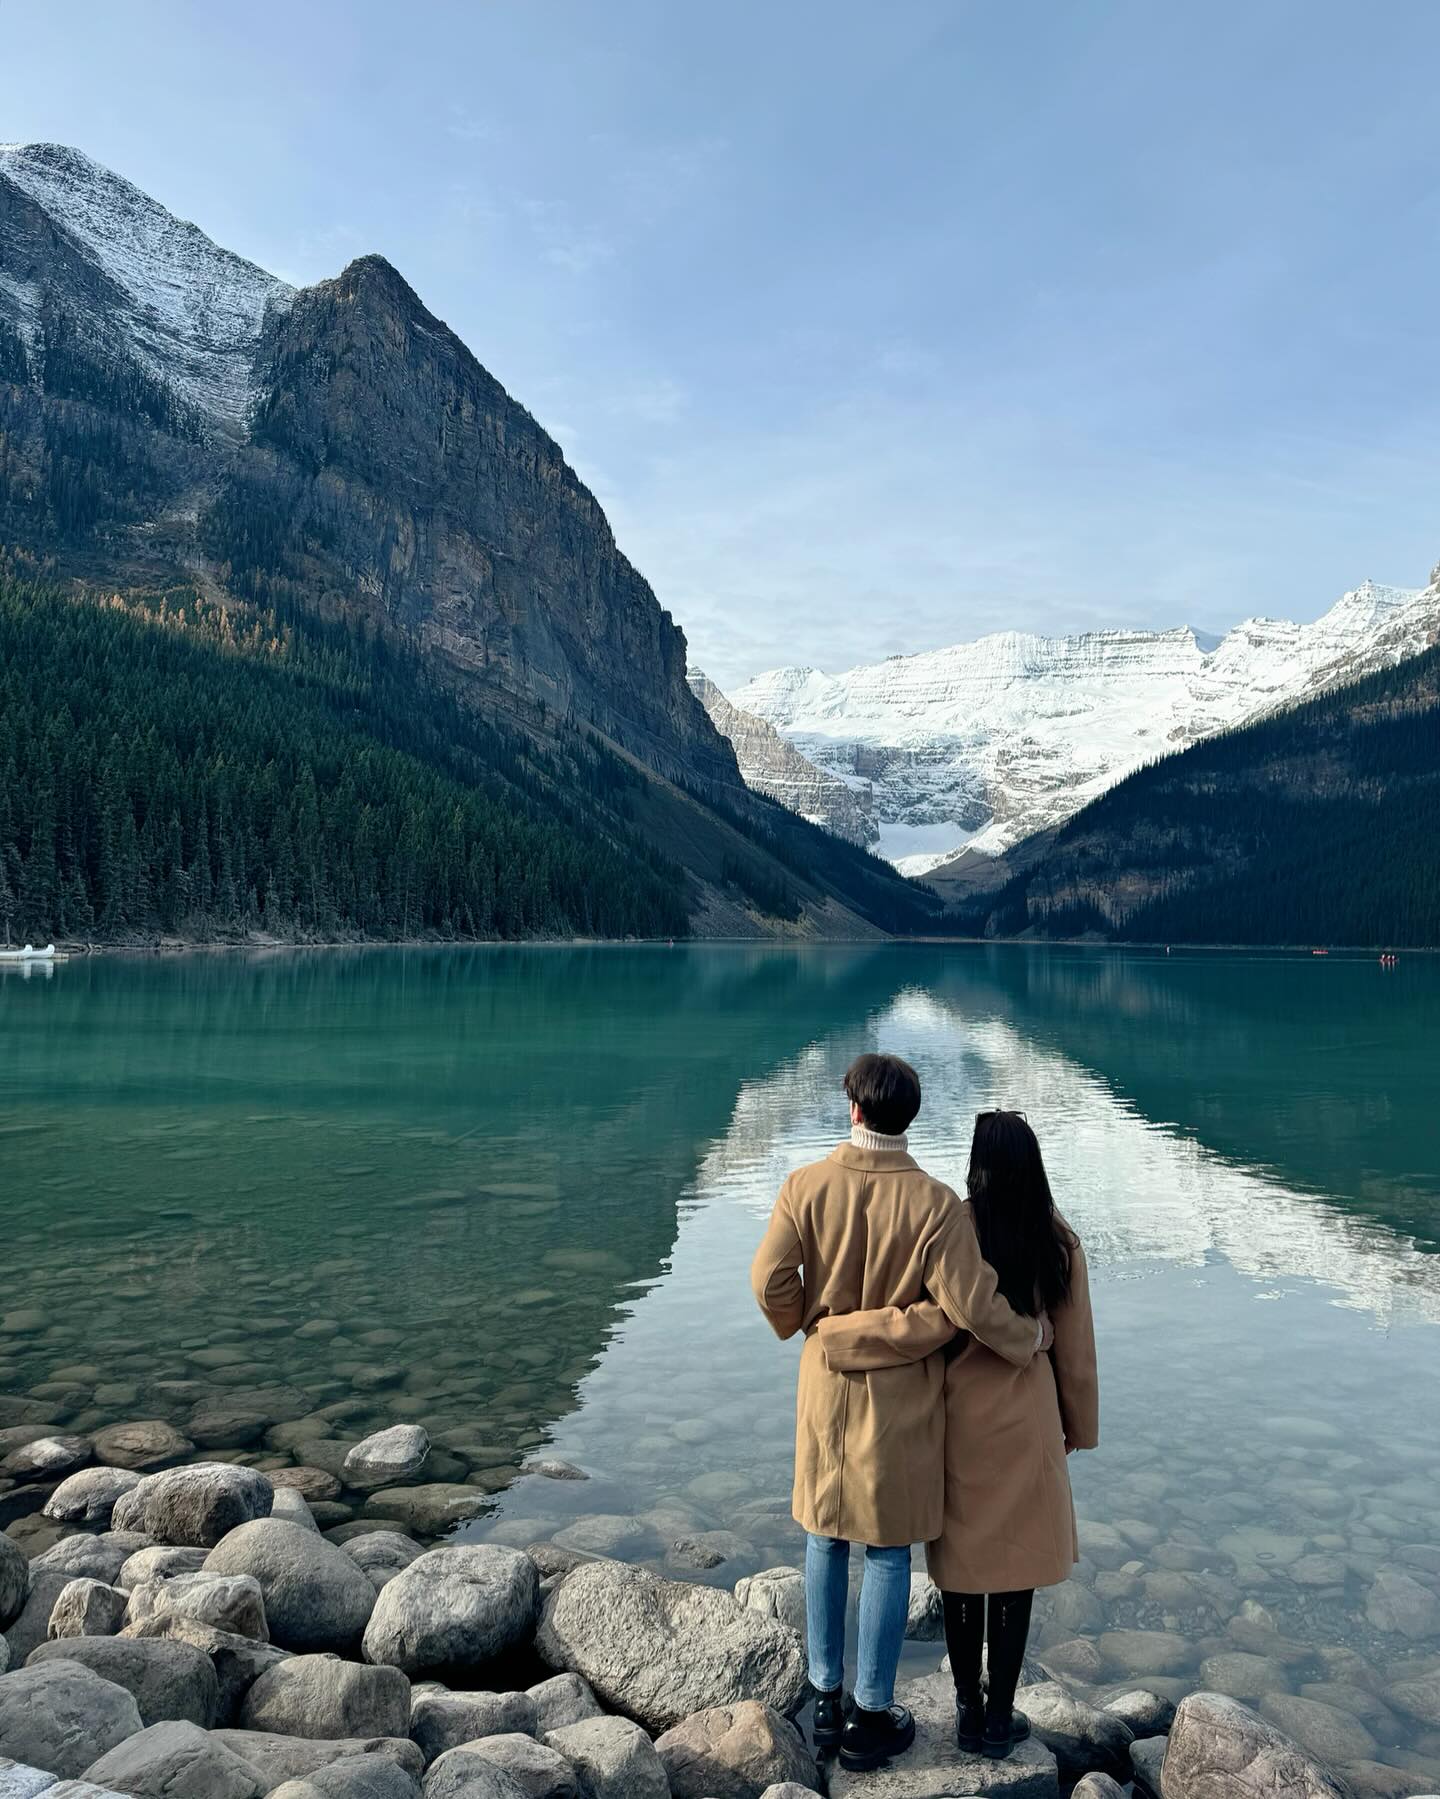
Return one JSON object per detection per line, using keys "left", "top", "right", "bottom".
{"left": 1, "top": 1437, "right": 1437, "bottom": 1799}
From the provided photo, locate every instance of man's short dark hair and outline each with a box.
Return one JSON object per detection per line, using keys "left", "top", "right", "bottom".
{"left": 843, "top": 1053, "right": 922, "bottom": 1136}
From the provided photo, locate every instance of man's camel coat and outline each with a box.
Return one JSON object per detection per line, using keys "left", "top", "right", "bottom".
{"left": 750, "top": 1141, "right": 1041, "bottom": 1547}
{"left": 818, "top": 1228, "right": 1099, "bottom": 1593}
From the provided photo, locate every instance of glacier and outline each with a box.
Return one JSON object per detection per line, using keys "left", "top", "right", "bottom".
{"left": 728, "top": 573, "right": 1440, "bottom": 873}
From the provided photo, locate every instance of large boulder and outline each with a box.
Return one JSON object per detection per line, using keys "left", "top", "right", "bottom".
{"left": 0, "top": 1657, "right": 143, "bottom": 1778}
{"left": 213, "top": 1728, "right": 425, "bottom": 1787}
{"left": 4, "top": 1570, "right": 72, "bottom": 1667}
{"left": 541, "top": 1717, "right": 678, "bottom": 1799}
{"left": 43, "top": 1466, "right": 142, "bottom": 1527}
{"left": 1163, "top": 1693, "right": 1349, "bottom": 1799}
{"left": 423, "top": 1747, "right": 545, "bottom": 1799}
{"left": 127, "top": 1572, "right": 269, "bottom": 1640}
{"left": 241, "top": 1654, "right": 412, "bottom": 1741}
{"left": 345, "top": 1428, "right": 431, "bottom": 1486}
{"left": 270, "top": 1757, "right": 423, "bottom": 1799}
{"left": 363, "top": 1547, "right": 539, "bottom": 1677}
{"left": 27, "top": 1632, "right": 220, "bottom": 1728}
{"left": 732, "top": 1571, "right": 805, "bottom": 1638}
{"left": 0, "top": 1536, "right": 28, "bottom": 1631}
{"left": 827, "top": 1672, "right": 1057, "bottom": 1799}
{"left": 121, "top": 1612, "right": 291, "bottom": 1726}
{"left": 412, "top": 1691, "right": 540, "bottom": 1764}
{"left": 81, "top": 1719, "right": 266, "bottom": 1797}
{"left": 435, "top": 1734, "right": 579, "bottom": 1799}
{"left": 345, "top": 1532, "right": 425, "bottom": 1594}
{"left": 655, "top": 1702, "right": 816, "bottom": 1799}
{"left": 32, "top": 1536, "right": 132, "bottom": 1585}
{"left": 47, "top": 1578, "right": 129, "bottom": 1639}
{"left": 92, "top": 1421, "right": 194, "bottom": 1471}
{"left": 536, "top": 1561, "right": 808, "bottom": 1734}
{"left": 528, "top": 1676, "right": 602, "bottom": 1735}
{"left": 205, "top": 1520, "right": 375, "bottom": 1652}
{"left": 113, "top": 1463, "right": 274, "bottom": 1548}
{"left": 1015, "top": 1681, "right": 1135, "bottom": 1781}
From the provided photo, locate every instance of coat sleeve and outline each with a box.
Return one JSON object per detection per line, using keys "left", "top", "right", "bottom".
{"left": 924, "top": 1201, "right": 1040, "bottom": 1368}
{"left": 750, "top": 1179, "right": 806, "bottom": 1340}
{"left": 1052, "top": 1237, "right": 1100, "bottom": 1449}
{"left": 815, "top": 1300, "right": 956, "bottom": 1371}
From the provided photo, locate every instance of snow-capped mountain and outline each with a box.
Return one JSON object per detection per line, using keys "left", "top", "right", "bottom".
{"left": 688, "top": 670, "right": 877, "bottom": 847}
{"left": 729, "top": 573, "right": 1440, "bottom": 872}
{"left": 0, "top": 142, "right": 293, "bottom": 426}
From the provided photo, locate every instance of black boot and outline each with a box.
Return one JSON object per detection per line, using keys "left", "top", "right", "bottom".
{"left": 955, "top": 1688, "right": 985, "bottom": 1754}
{"left": 810, "top": 1683, "right": 847, "bottom": 1751}
{"left": 838, "top": 1703, "right": 916, "bottom": 1770}
{"left": 981, "top": 1709, "right": 1032, "bottom": 1758}
{"left": 941, "top": 1590, "right": 987, "bottom": 1754}
{"left": 982, "top": 1588, "right": 1035, "bottom": 1760}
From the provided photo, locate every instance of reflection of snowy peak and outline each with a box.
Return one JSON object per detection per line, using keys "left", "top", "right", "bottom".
{"left": 729, "top": 575, "right": 1440, "bottom": 870}
{"left": 0, "top": 141, "right": 294, "bottom": 425}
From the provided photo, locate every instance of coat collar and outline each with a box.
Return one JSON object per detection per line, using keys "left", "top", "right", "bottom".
{"left": 828, "top": 1141, "right": 919, "bottom": 1173}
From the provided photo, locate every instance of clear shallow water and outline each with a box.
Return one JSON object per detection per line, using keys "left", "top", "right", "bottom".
{"left": 3, "top": 945, "right": 1438, "bottom": 1780}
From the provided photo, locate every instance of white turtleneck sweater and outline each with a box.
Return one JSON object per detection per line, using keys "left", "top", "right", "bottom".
{"left": 850, "top": 1123, "right": 909, "bottom": 1153}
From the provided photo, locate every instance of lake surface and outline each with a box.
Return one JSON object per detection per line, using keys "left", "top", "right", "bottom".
{"left": 3, "top": 944, "right": 1439, "bottom": 1780}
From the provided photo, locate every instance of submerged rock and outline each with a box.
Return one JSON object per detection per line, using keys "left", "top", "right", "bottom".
{"left": 92, "top": 1421, "right": 194, "bottom": 1471}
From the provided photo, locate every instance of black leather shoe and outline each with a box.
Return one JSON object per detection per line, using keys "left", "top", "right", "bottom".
{"left": 838, "top": 1703, "right": 916, "bottom": 1770}
{"left": 810, "top": 1684, "right": 846, "bottom": 1750}
{"left": 955, "top": 1690, "right": 985, "bottom": 1753}
{"left": 982, "top": 1710, "right": 1031, "bottom": 1759}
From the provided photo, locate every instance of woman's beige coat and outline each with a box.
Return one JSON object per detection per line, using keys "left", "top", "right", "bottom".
{"left": 817, "top": 1229, "right": 1098, "bottom": 1593}
{"left": 750, "top": 1142, "right": 1042, "bottom": 1548}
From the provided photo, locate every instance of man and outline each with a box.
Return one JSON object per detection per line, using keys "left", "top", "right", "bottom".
{"left": 750, "top": 1052, "right": 1044, "bottom": 1770}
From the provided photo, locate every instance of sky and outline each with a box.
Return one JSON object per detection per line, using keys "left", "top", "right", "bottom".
{"left": 6, "top": 0, "right": 1440, "bottom": 687}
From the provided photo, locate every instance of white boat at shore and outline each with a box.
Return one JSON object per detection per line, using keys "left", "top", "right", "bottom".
{"left": 0, "top": 943, "right": 58, "bottom": 962}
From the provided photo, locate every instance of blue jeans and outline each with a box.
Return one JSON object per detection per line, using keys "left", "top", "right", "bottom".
{"left": 805, "top": 1533, "right": 911, "bottom": 1712}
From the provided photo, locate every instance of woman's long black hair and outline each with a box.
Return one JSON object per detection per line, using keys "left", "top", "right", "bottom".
{"left": 966, "top": 1109, "right": 1073, "bottom": 1317}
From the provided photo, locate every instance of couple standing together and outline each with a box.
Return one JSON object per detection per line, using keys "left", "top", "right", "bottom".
{"left": 750, "top": 1053, "right": 1099, "bottom": 1770}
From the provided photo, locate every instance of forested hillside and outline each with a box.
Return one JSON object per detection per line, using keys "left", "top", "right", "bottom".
{"left": 0, "top": 578, "right": 696, "bottom": 944}
{"left": 952, "top": 645, "right": 1440, "bottom": 947}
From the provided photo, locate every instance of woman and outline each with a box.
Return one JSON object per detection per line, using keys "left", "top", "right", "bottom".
{"left": 817, "top": 1109, "right": 1099, "bottom": 1760}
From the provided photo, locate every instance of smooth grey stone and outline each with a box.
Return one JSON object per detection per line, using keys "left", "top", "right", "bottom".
{"left": 537, "top": 1561, "right": 807, "bottom": 1735}
{"left": 1072, "top": 1778, "right": 1128, "bottom": 1799}
{"left": 47, "top": 1579, "right": 128, "bottom": 1639}
{"left": 27, "top": 1634, "right": 219, "bottom": 1728}
{"left": 1104, "top": 1690, "right": 1176, "bottom": 1737}
{"left": 126, "top": 1572, "right": 268, "bottom": 1641}
{"left": 1365, "top": 1569, "right": 1440, "bottom": 1640}
{"left": 212, "top": 1729, "right": 424, "bottom": 1787}
{"left": 655, "top": 1701, "right": 815, "bottom": 1799}
{"left": 345, "top": 1428, "right": 431, "bottom": 1486}
{"left": 541, "top": 1718, "right": 669, "bottom": 1799}
{"left": 527, "top": 1676, "right": 601, "bottom": 1735}
{"left": 0, "top": 1658, "right": 143, "bottom": 1779}
{"left": 121, "top": 1613, "right": 290, "bottom": 1727}
{"left": 32, "top": 1538, "right": 130, "bottom": 1585}
{"left": 827, "top": 1673, "right": 1057, "bottom": 1799}
{"left": 412, "top": 1692, "right": 539, "bottom": 1765}
{"left": 205, "top": 1521, "right": 375, "bottom": 1653}
{"left": 1129, "top": 1735, "right": 1166, "bottom": 1799}
{"left": 270, "top": 1756, "right": 422, "bottom": 1798}
{"left": 0, "top": 1439, "right": 90, "bottom": 1482}
{"left": 242, "top": 1654, "right": 411, "bottom": 1741}
{"left": 1256, "top": 1695, "right": 1376, "bottom": 1766}
{"left": 112, "top": 1464, "right": 274, "bottom": 1549}
{"left": 1164, "top": 1693, "right": 1347, "bottom": 1799}
{"left": 362, "top": 1546, "right": 538, "bottom": 1677}
{"left": 1389, "top": 1667, "right": 1440, "bottom": 1726}
{"left": 5, "top": 1572, "right": 74, "bottom": 1668}
{"left": 0, "top": 1535, "right": 29, "bottom": 1631}
{"left": 521, "top": 1462, "right": 588, "bottom": 1483}
{"left": 549, "top": 1519, "right": 648, "bottom": 1558}
{"left": 437, "top": 1735, "right": 577, "bottom": 1799}
{"left": 361, "top": 1487, "right": 487, "bottom": 1536}
{"left": 1014, "top": 1682, "right": 1134, "bottom": 1782}
{"left": 270, "top": 1489, "right": 321, "bottom": 1533}
{"left": 422, "top": 1748, "right": 539, "bottom": 1799}
{"left": 117, "top": 1548, "right": 208, "bottom": 1591}
{"left": 91, "top": 1424, "right": 194, "bottom": 1473}
{"left": 344, "top": 1532, "right": 424, "bottom": 1594}
{"left": 43, "top": 1470, "right": 142, "bottom": 1528}
{"left": 81, "top": 1719, "right": 265, "bottom": 1797}
{"left": 732, "top": 1571, "right": 805, "bottom": 1638}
